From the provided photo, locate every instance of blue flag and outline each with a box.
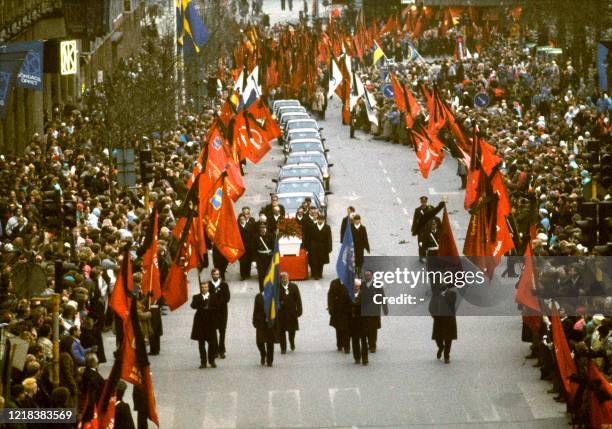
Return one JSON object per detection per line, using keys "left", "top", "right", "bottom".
{"left": 263, "top": 241, "right": 281, "bottom": 324}
{"left": 336, "top": 224, "right": 356, "bottom": 302}
{"left": 179, "top": 0, "right": 209, "bottom": 55}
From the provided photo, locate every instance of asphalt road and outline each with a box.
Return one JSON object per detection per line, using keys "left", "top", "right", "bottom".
{"left": 99, "top": 2, "right": 568, "bottom": 427}
{"left": 101, "top": 93, "right": 567, "bottom": 428}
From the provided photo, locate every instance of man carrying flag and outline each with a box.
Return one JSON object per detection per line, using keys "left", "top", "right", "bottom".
{"left": 103, "top": 246, "right": 159, "bottom": 428}
{"left": 337, "top": 220, "right": 356, "bottom": 302}
{"left": 253, "top": 241, "right": 280, "bottom": 366}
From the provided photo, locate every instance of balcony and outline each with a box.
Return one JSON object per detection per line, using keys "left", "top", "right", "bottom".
{"left": 0, "top": 0, "right": 63, "bottom": 42}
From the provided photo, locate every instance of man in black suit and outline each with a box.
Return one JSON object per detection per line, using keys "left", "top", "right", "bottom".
{"left": 252, "top": 284, "right": 276, "bottom": 366}
{"left": 267, "top": 205, "right": 283, "bottom": 235}
{"left": 307, "top": 214, "right": 332, "bottom": 279}
{"left": 350, "top": 280, "right": 368, "bottom": 365}
{"left": 260, "top": 194, "right": 286, "bottom": 219}
{"left": 115, "top": 380, "right": 136, "bottom": 429}
{"left": 412, "top": 197, "right": 445, "bottom": 263}
{"left": 351, "top": 214, "right": 370, "bottom": 277}
{"left": 301, "top": 206, "right": 318, "bottom": 251}
{"left": 429, "top": 281, "right": 457, "bottom": 364}
{"left": 208, "top": 268, "right": 230, "bottom": 359}
{"left": 278, "top": 272, "right": 302, "bottom": 354}
{"left": 411, "top": 196, "right": 434, "bottom": 262}
{"left": 238, "top": 213, "right": 255, "bottom": 280}
{"left": 190, "top": 283, "right": 218, "bottom": 368}
{"left": 360, "top": 270, "right": 388, "bottom": 353}
{"left": 80, "top": 353, "right": 105, "bottom": 422}
{"left": 328, "top": 278, "right": 352, "bottom": 353}
{"left": 339, "top": 206, "right": 355, "bottom": 242}
{"left": 254, "top": 223, "right": 275, "bottom": 287}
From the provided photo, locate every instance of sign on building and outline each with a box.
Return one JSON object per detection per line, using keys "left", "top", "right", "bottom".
{"left": 60, "top": 40, "right": 78, "bottom": 75}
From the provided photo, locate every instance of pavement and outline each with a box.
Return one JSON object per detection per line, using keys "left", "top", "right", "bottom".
{"left": 99, "top": 2, "right": 569, "bottom": 427}
{"left": 101, "top": 93, "right": 568, "bottom": 428}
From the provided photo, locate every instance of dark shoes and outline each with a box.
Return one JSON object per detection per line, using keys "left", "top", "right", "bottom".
{"left": 362, "top": 361, "right": 368, "bottom": 366}
{"left": 369, "top": 347, "right": 376, "bottom": 353}
{"left": 210, "top": 362, "right": 217, "bottom": 368}
{"left": 444, "top": 358, "right": 450, "bottom": 364}
{"left": 437, "top": 348, "right": 443, "bottom": 360}
{"left": 261, "top": 357, "right": 265, "bottom": 366}
{"left": 266, "top": 362, "right": 273, "bottom": 367}
{"left": 281, "top": 350, "right": 287, "bottom": 355}
{"left": 199, "top": 363, "right": 207, "bottom": 369}
{"left": 290, "top": 343, "right": 295, "bottom": 351}
{"left": 354, "top": 359, "right": 361, "bottom": 364}
{"left": 343, "top": 349, "right": 350, "bottom": 354}
{"left": 219, "top": 352, "right": 226, "bottom": 359}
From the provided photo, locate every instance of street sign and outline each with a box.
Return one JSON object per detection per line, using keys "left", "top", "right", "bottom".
{"left": 474, "top": 93, "right": 489, "bottom": 109}
{"left": 382, "top": 84, "right": 394, "bottom": 99}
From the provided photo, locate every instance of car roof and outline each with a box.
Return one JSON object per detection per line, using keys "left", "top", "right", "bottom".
{"left": 273, "top": 100, "right": 300, "bottom": 106}
{"left": 281, "top": 162, "right": 322, "bottom": 171}
{"left": 276, "top": 191, "right": 322, "bottom": 203}
{"left": 278, "top": 177, "right": 323, "bottom": 184}
{"left": 287, "top": 128, "right": 320, "bottom": 134}
{"left": 281, "top": 112, "right": 310, "bottom": 120}
{"left": 287, "top": 118, "right": 317, "bottom": 124}
{"left": 287, "top": 151, "right": 326, "bottom": 157}
{"left": 288, "top": 139, "right": 324, "bottom": 145}
{"left": 278, "top": 105, "right": 306, "bottom": 111}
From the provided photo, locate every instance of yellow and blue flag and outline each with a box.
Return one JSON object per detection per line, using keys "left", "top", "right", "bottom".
{"left": 263, "top": 241, "right": 281, "bottom": 324}
{"left": 179, "top": 0, "right": 209, "bottom": 54}
{"left": 372, "top": 41, "right": 385, "bottom": 66}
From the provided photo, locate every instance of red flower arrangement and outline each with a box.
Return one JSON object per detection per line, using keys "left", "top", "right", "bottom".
{"left": 278, "top": 217, "right": 303, "bottom": 239}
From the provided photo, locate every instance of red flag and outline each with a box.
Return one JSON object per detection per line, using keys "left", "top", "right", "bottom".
{"left": 162, "top": 262, "right": 189, "bottom": 311}
{"left": 109, "top": 256, "right": 133, "bottom": 322}
{"left": 550, "top": 306, "right": 578, "bottom": 403}
{"left": 428, "top": 87, "right": 448, "bottom": 135}
{"left": 212, "top": 181, "right": 245, "bottom": 262}
{"left": 235, "top": 110, "right": 272, "bottom": 164}
{"left": 408, "top": 124, "right": 445, "bottom": 179}
{"left": 515, "top": 244, "right": 540, "bottom": 312}
{"left": 206, "top": 123, "right": 245, "bottom": 201}
{"left": 141, "top": 208, "right": 161, "bottom": 303}
{"left": 391, "top": 73, "right": 406, "bottom": 113}
{"left": 438, "top": 208, "right": 459, "bottom": 257}
{"left": 587, "top": 361, "right": 612, "bottom": 428}
{"left": 97, "top": 395, "right": 116, "bottom": 429}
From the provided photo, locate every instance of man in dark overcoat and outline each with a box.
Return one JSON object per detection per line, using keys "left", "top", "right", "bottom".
{"left": 277, "top": 272, "right": 302, "bottom": 353}
{"left": 350, "top": 280, "right": 368, "bottom": 365}
{"left": 190, "top": 282, "right": 218, "bottom": 368}
{"left": 429, "top": 281, "right": 457, "bottom": 364}
{"left": 360, "top": 270, "right": 388, "bottom": 353}
{"left": 351, "top": 214, "right": 370, "bottom": 277}
{"left": 208, "top": 268, "right": 230, "bottom": 359}
{"left": 252, "top": 284, "right": 276, "bottom": 366}
{"left": 307, "top": 214, "right": 332, "bottom": 279}
{"left": 328, "top": 278, "right": 352, "bottom": 353}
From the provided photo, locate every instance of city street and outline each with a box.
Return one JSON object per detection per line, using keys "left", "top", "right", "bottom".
{"left": 103, "top": 94, "right": 566, "bottom": 428}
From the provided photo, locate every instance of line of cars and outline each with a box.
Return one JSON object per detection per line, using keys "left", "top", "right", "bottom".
{"left": 271, "top": 99, "right": 333, "bottom": 218}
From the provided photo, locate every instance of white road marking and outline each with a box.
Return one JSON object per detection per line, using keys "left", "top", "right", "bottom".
{"left": 314, "top": 280, "right": 323, "bottom": 291}
{"left": 396, "top": 197, "right": 402, "bottom": 204}
{"left": 382, "top": 168, "right": 388, "bottom": 174}
{"left": 203, "top": 391, "right": 238, "bottom": 428}
{"left": 428, "top": 187, "right": 462, "bottom": 196}
{"left": 452, "top": 220, "right": 461, "bottom": 231}
{"left": 344, "top": 191, "right": 361, "bottom": 201}
{"left": 268, "top": 390, "right": 302, "bottom": 428}
{"left": 386, "top": 177, "right": 392, "bottom": 183}
{"left": 403, "top": 208, "right": 409, "bottom": 216}
{"left": 517, "top": 381, "right": 565, "bottom": 420}
{"left": 378, "top": 160, "right": 383, "bottom": 166}
{"left": 329, "top": 387, "right": 361, "bottom": 427}
{"left": 390, "top": 187, "right": 396, "bottom": 193}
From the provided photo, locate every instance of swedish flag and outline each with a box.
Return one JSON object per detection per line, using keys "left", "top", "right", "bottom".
{"left": 372, "top": 41, "right": 385, "bottom": 66}
{"left": 263, "top": 241, "right": 281, "bottom": 325}
{"left": 179, "top": 0, "right": 209, "bottom": 54}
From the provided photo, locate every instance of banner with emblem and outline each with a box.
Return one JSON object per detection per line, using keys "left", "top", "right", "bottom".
{"left": 0, "top": 41, "right": 43, "bottom": 91}
{"left": 0, "top": 52, "right": 25, "bottom": 119}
